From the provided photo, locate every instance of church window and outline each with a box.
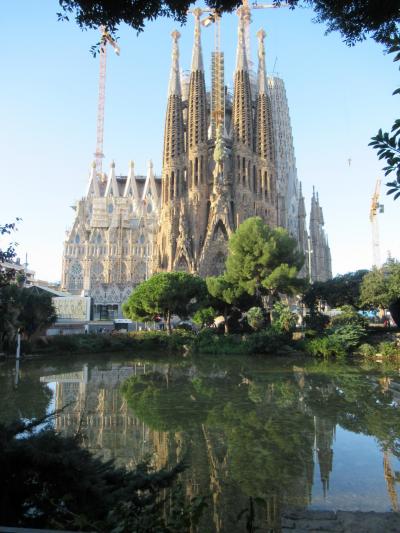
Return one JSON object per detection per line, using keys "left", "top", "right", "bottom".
{"left": 139, "top": 234, "right": 145, "bottom": 245}
{"left": 75, "top": 234, "right": 80, "bottom": 244}
{"left": 68, "top": 261, "right": 83, "bottom": 291}
{"left": 108, "top": 203, "right": 113, "bottom": 214}
{"left": 147, "top": 202, "right": 153, "bottom": 213}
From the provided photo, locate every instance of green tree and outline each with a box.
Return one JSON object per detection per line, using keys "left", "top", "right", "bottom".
{"left": 122, "top": 272, "right": 206, "bottom": 333}
{"left": 303, "top": 269, "right": 368, "bottom": 311}
{"left": 0, "top": 220, "right": 20, "bottom": 288}
{"left": 206, "top": 275, "right": 246, "bottom": 334}
{"left": 225, "top": 217, "right": 304, "bottom": 307}
{"left": 360, "top": 260, "right": 400, "bottom": 326}
{"left": 0, "top": 285, "right": 56, "bottom": 352}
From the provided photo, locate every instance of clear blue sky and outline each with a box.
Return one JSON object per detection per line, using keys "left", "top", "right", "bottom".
{"left": 1, "top": 0, "right": 398, "bottom": 281}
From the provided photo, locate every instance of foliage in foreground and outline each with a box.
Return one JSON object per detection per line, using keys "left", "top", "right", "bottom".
{"left": 0, "top": 417, "right": 204, "bottom": 532}
{"left": 58, "top": 0, "right": 399, "bottom": 51}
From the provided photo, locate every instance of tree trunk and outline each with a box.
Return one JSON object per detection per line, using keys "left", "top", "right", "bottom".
{"left": 389, "top": 299, "right": 400, "bottom": 327}
{"left": 166, "top": 311, "right": 172, "bottom": 335}
{"left": 224, "top": 307, "right": 230, "bottom": 334}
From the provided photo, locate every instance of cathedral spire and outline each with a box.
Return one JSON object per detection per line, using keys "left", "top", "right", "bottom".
{"left": 87, "top": 160, "right": 100, "bottom": 197}
{"left": 257, "top": 29, "right": 267, "bottom": 96}
{"left": 191, "top": 8, "right": 204, "bottom": 72}
{"left": 168, "top": 30, "right": 182, "bottom": 96}
{"left": 255, "top": 29, "right": 274, "bottom": 161}
{"left": 232, "top": 12, "right": 253, "bottom": 149}
{"left": 162, "top": 30, "right": 185, "bottom": 169}
{"left": 123, "top": 160, "right": 139, "bottom": 201}
{"left": 187, "top": 10, "right": 207, "bottom": 155}
{"left": 104, "top": 160, "right": 119, "bottom": 197}
{"left": 235, "top": 11, "right": 249, "bottom": 72}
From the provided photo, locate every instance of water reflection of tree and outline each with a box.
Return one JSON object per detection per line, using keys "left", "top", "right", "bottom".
{"left": 122, "top": 359, "right": 400, "bottom": 530}
{"left": 0, "top": 365, "right": 52, "bottom": 425}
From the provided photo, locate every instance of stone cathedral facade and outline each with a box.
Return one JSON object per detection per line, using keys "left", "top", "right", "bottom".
{"left": 61, "top": 161, "right": 161, "bottom": 319}
{"left": 61, "top": 11, "right": 331, "bottom": 317}
{"left": 154, "top": 11, "right": 331, "bottom": 280}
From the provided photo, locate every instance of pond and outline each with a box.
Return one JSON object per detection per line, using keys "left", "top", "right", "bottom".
{"left": 1, "top": 353, "right": 400, "bottom": 531}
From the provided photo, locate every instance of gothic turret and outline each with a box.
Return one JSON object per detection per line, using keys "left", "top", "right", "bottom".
{"left": 309, "top": 188, "right": 332, "bottom": 282}
{"left": 232, "top": 13, "right": 253, "bottom": 150}
{"left": 254, "top": 29, "right": 276, "bottom": 223}
{"left": 162, "top": 30, "right": 185, "bottom": 204}
{"left": 87, "top": 161, "right": 101, "bottom": 197}
{"left": 123, "top": 160, "right": 139, "bottom": 203}
{"left": 104, "top": 161, "right": 119, "bottom": 197}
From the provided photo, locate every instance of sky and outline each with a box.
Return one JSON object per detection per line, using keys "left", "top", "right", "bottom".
{"left": 0, "top": 1, "right": 399, "bottom": 282}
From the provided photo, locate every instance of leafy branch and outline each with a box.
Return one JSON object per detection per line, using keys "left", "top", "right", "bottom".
{"left": 369, "top": 38, "right": 400, "bottom": 201}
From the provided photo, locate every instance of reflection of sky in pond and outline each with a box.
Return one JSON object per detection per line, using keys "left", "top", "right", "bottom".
{"left": 311, "top": 427, "right": 400, "bottom": 511}
{"left": 1, "top": 354, "right": 400, "bottom": 527}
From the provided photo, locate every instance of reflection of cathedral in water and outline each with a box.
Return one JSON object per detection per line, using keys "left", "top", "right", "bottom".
{"left": 40, "top": 362, "right": 399, "bottom": 532}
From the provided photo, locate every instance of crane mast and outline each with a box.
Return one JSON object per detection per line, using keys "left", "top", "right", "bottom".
{"left": 94, "top": 27, "right": 120, "bottom": 178}
{"left": 370, "top": 178, "right": 383, "bottom": 268}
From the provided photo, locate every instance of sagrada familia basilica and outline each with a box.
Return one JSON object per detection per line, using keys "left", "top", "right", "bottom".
{"left": 61, "top": 7, "right": 331, "bottom": 318}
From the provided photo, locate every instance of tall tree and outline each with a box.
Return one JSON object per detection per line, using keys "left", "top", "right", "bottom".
{"left": 122, "top": 272, "right": 206, "bottom": 333}
{"left": 225, "top": 217, "right": 305, "bottom": 306}
{"left": 0, "top": 286, "right": 56, "bottom": 351}
{"left": 360, "top": 260, "right": 400, "bottom": 326}
{"left": 0, "top": 220, "right": 20, "bottom": 288}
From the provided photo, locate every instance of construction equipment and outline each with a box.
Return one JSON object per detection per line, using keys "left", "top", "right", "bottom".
{"left": 238, "top": 1, "right": 288, "bottom": 74}
{"left": 94, "top": 27, "right": 120, "bottom": 178}
{"left": 370, "top": 178, "right": 384, "bottom": 268}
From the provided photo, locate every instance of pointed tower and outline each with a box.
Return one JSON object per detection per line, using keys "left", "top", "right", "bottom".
{"left": 156, "top": 31, "right": 186, "bottom": 271}
{"left": 104, "top": 161, "right": 119, "bottom": 197}
{"left": 124, "top": 160, "right": 140, "bottom": 204}
{"left": 232, "top": 13, "right": 253, "bottom": 151}
{"left": 231, "top": 11, "right": 255, "bottom": 222}
{"left": 309, "top": 189, "right": 332, "bottom": 282}
{"left": 254, "top": 29, "right": 277, "bottom": 226}
{"left": 86, "top": 161, "right": 101, "bottom": 197}
{"left": 185, "top": 9, "right": 209, "bottom": 265}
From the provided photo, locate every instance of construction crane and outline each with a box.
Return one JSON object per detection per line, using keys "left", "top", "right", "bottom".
{"left": 94, "top": 27, "right": 120, "bottom": 178}
{"left": 370, "top": 178, "right": 384, "bottom": 268}
{"left": 238, "top": 1, "right": 288, "bottom": 75}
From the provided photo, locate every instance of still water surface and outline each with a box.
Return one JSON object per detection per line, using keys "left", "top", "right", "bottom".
{"left": 1, "top": 353, "right": 399, "bottom": 530}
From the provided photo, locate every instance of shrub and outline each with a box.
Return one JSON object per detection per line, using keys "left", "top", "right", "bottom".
{"left": 358, "top": 343, "right": 376, "bottom": 358}
{"left": 245, "top": 328, "right": 291, "bottom": 355}
{"left": 305, "top": 323, "right": 367, "bottom": 358}
{"left": 377, "top": 341, "right": 400, "bottom": 357}
{"left": 304, "top": 311, "right": 329, "bottom": 333}
{"left": 306, "top": 335, "right": 347, "bottom": 358}
{"left": 330, "top": 305, "right": 368, "bottom": 329}
{"left": 246, "top": 307, "right": 265, "bottom": 331}
{"left": 272, "top": 302, "right": 297, "bottom": 334}
{"left": 192, "top": 307, "right": 216, "bottom": 328}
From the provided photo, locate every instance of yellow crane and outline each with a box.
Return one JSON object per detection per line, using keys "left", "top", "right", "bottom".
{"left": 370, "top": 179, "right": 384, "bottom": 268}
